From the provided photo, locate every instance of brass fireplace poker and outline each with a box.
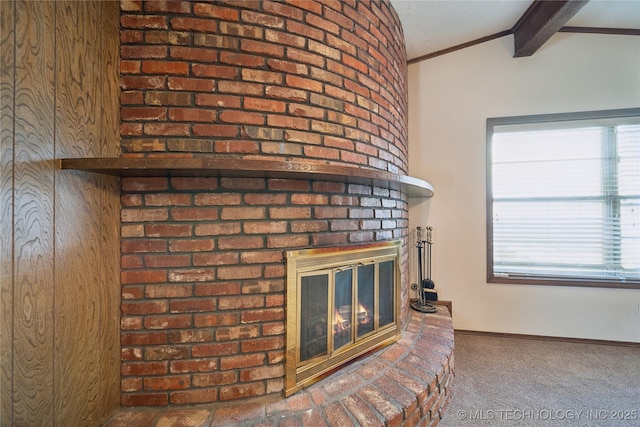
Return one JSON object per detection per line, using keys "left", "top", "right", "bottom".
{"left": 411, "top": 226, "right": 438, "bottom": 313}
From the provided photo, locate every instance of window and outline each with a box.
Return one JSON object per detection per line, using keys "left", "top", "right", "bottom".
{"left": 487, "top": 109, "right": 640, "bottom": 288}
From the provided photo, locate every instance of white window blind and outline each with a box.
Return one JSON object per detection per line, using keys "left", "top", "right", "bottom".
{"left": 488, "top": 111, "right": 640, "bottom": 285}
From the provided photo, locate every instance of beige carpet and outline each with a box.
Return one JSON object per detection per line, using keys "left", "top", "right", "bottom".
{"left": 439, "top": 332, "right": 640, "bottom": 427}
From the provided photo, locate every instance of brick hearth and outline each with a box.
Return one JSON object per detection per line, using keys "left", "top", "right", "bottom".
{"left": 105, "top": 307, "right": 454, "bottom": 426}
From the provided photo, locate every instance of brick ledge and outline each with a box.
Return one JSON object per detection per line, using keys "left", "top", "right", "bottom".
{"left": 103, "top": 308, "right": 454, "bottom": 427}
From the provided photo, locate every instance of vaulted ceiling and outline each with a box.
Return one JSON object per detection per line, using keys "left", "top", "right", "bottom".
{"left": 390, "top": 0, "right": 640, "bottom": 62}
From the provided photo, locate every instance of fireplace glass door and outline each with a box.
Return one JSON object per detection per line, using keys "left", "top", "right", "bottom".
{"left": 286, "top": 241, "right": 401, "bottom": 396}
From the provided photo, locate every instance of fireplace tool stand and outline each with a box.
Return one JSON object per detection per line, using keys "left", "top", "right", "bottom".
{"left": 411, "top": 226, "right": 438, "bottom": 313}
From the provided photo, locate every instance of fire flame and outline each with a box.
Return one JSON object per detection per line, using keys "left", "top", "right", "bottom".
{"left": 334, "top": 309, "right": 349, "bottom": 332}
{"left": 357, "top": 303, "right": 370, "bottom": 324}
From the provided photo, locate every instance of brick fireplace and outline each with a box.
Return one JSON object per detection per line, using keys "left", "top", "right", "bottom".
{"left": 113, "top": 0, "right": 439, "bottom": 410}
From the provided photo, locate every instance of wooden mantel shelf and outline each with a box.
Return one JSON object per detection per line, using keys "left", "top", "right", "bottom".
{"left": 58, "top": 157, "right": 434, "bottom": 198}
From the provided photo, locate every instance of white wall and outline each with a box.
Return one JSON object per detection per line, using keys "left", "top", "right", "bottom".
{"left": 408, "top": 33, "right": 640, "bottom": 342}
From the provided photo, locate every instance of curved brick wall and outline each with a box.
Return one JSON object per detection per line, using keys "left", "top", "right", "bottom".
{"left": 120, "top": 0, "right": 408, "bottom": 174}
{"left": 119, "top": 0, "right": 411, "bottom": 406}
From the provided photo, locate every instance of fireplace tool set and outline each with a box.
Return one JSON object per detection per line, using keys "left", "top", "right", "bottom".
{"left": 411, "top": 226, "right": 438, "bottom": 313}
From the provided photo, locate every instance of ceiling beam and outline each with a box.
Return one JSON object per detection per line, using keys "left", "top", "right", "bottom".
{"left": 512, "top": 0, "right": 589, "bottom": 57}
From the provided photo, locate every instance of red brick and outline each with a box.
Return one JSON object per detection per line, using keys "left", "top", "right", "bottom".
{"left": 192, "top": 124, "right": 239, "bottom": 138}
{"left": 219, "top": 383, "right": 265, "bottom": 401}
{"left": 144, "top": 315, "right": 192, "bottom": 330}
{"left": 264, "top": 265, "right": 285, "bottom": 279}
{"left": 145, "top": 224, "right": 191, "bottom": 237}
{"left": 141, "top": 60, "right": 189, "bottom": 75}
{"left": 169, "top": 107, "right": 217, "bottom": 122}
{"left": 241, "top": 308, "right": 284, "bottom": 323}
{"left": 169, "top": 239, "right": 214, "bottom": 252}
{"left": 144, "top": 123, "right": 190, "bottom": 136}
{"left": 266, "top": 231, "right": 309, "bottom": 248}
{"left": 170, "top": 389, "right": 218, "bottom": 405}
{"left": 217, "top": 265, "right": 262, "bottom": 280}
{"left": 265, "top": 294, "right": 284, "bottom": 308}
{"left": 220, "top": 207, "right": 266, "bottom": 220}
{"left": 194, "top": 222, "right": 241, "bottom": 236}
{"left": 144, "top": 254, "right": 191, "bottom": 268}
{"left": 268, "top": 206, "right": 310, "bottom": 219}
{"left": 216, "top": 325, "right": 260, "bottom": 341}
{"left": 286, "top": 20, "right": 323, "bottom": 42}
{"left": 122, "top": 255, "right": 144, "bottom": 269}
{"left": 168, "top": 268, "right": 215, "bottom": 282}
{"left": 244, "top": 97, "right": 286, "bottom": 113}
{"left": 144, "top": 1, "right": 191, "bottom": 13}
{"left": 240, "top": 337, "right": 284, "bottom": 353}
{"left": 240, "top": 39, "right": 285, "bottom": 58}
{"left": 220, "top": 353, "right": 264, "bottom": 371}
{"left": 171, "top": 177, "right": 218, "bottom": 190}
{"left": 120, "top": 60, "right": 141, "bottom": 74}
{"left": 193, "top": 2, "right": 238, "bottom": 20}
{"left": 121, "top": 75, "right": 166, "bottom": 90}
{"left": 262, "top": 1, "right": 303, "bottom": 20}
{"left": 195, "top": 94, "right": 242, "bottom": 109}
{"left": 217, "top": 110, "right": 265, "bottom": 125}
{"left": 121, "top": 348, "right": 143, "bottom": 361}
{"left": 121, "top": 269, "right": 167, "bottom": 284}
{"left": 122, "top": 285, "right": 145, "bottom": 300}
{"left": 194, "top": 282, "right": 241, "bottom": 297}
{"left": 218, "top": 80, "right": 263, "bottom": 96}
{"left": 170, "top": 359, "right": 217, "bottom": 374}
{"left": 171, "top": 207, "right": 219, "bottom": 221}
{"left": 122, "top": 208, "right": 169, "bottom": 223}
{"left": 216, "top": 140, "right": 261, "bottom": 154}
{"left": 266, "top": 31, "right": 306, "bottom": 50}
{"left": 240, "top": 250, "right": 283, "bottom": 264}
{"left": 170, "top": 299, "right": 216, "bottom": 313}
{"left": 122, "top": 361, "right": 168, "bottom": 376}
{"left": 145, "top": 345, "right": 190, "bottom": 361}
{"left": 221, "top": 178, "right": 267, "bottom": 191}
{"left": 120, "top": 239, "right": 167, "bottom": 254}
{"left": 192, "top": 372, "right": 237, "bottom": 387}
{"left": 122, "top": 331, "right": 167, "bottom": 345}
{"left": 217, "top": 236, "right": 263, "bottom": 250}
{"left": 262, "top": 322, "right": 284, "bottom": 336}
{"left": 192, "top": 342, "right": 238, "bottom": 358}
{"left": 168, "top": 329, "right": 213, "bottom": 344}
{"left": 240, "top": 364, "right": 283, "bottom": 382}
{"left": 243, "top": 221, "right": 287, "bottom": 234}
{"left": 170, "top": 46, "right": 217, "bottom": 63}
{"left": 291, "top": 193, "right": 329, "bottom": 205}
{"left": 193, "top": 312, "right": 240, "bottom": 327}
{"left": 191, "top": 63, "right": 237, "bottom": 79}
{"left": 241, "top": 9, "right": 284, "bottom": 27}
{"left": 121, "top": 378, "right": 142, "bottom": 392}
{"left": 144, "top": 375, "right": 190, "bottom": 390}
{"left": 121, "top": 123, "right": 143, "bottom": 136}
{"left": 170, "top": 17, "right": 217, "bottom": 33}
{"left": 265, "top": 86, "right": 307, "bottom": 102}
{"left": 218, "top": 295, "right": 264, "bottom": 310}
{"left": 167, "top": 77, "right": 215, "bottom": 92}
{"left": 122, "top": 300, "right": 168, "bottom": 315}
{"left": 325, "top": 401, "right": 357, "bottom": 427}
{"left": 192, "top": 252, "right": 238, "bottom": 266}
{"left": 121, "top": 316, "right": 142, "bottom": 330}
{"left": 121, "top": 393, "right": 168, "bottom": 407}
{"left": 195, "top": 193, "right": 242, "bottom": 206}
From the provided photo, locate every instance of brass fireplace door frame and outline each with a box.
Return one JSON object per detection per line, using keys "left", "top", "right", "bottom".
{"left": 284, "top": 241, "right": 402, "bottom": 396}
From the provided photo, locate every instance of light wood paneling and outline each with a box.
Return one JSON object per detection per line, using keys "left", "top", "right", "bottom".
{"left": 0, "top": 1, "right": 15, "bottom": 425}
{"left": 1, "top": 1, "right": 121, "bottom": 425}
{"left": 98, "top": 0, "right": 122, "bottom": 421}
{"left": 55, "top": 0, "right": 104, "bottom": 423}
{"left": 13, "top": 2, "right": 56, "bottom": 424}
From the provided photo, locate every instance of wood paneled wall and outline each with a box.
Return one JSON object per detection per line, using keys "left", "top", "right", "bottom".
{"left": 1, "top": 1, "right": 121, "bottom": 425}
